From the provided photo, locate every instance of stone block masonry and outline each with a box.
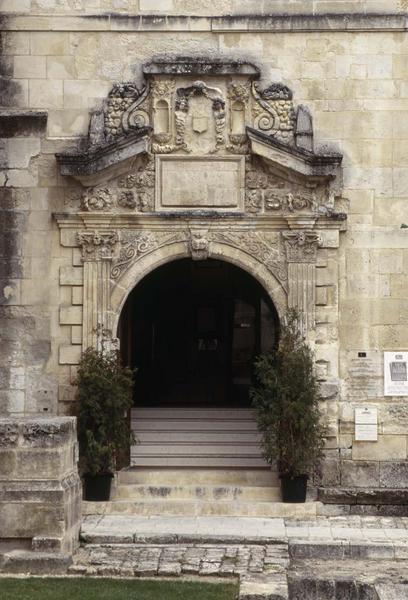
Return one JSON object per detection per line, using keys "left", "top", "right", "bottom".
{"left": 0, "top": 417, "right": 82, "bottom": 554}
{"left": 1, "top": 1, "right": 408, "bottom": 500}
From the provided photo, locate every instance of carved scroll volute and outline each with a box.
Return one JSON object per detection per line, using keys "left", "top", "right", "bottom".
{"left": 76, "top": 231, "right": 118, "bottom": 351}
{"left": 283, "top": 230, "right": 320, "bottom": 333}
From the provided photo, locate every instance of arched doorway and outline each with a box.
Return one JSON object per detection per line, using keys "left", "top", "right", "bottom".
{"left": 118, "top": 258, "right": 279, "bottom": 408}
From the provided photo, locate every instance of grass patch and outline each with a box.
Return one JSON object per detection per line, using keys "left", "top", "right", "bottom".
{"left": 1, "top": 577, "right": 238, "bottom": 600}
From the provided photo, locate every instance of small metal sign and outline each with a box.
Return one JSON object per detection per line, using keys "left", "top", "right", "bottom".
{"left": 384, "top": 352, "right": 408, "bottom": 396}
{"left": 355, "top": 407, "right": 378, "bottom": 442}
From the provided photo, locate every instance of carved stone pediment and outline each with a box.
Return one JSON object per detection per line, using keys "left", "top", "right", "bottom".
{"left": 56, "top": 57, "right": 342, "bottom": 197}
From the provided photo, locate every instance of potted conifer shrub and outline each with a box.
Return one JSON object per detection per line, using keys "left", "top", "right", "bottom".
{"left": 76, "top": 347, "right": 135, "bottom": 501}
{"left": 250, "top": 310, "right": 326, "bottom": 503}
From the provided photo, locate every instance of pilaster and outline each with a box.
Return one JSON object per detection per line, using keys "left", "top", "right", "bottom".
{"left": 283, "top": 230, "right": 320, "bottom": 332}
{"left": 76, "top": 231, "right": 118, "bottom": 351}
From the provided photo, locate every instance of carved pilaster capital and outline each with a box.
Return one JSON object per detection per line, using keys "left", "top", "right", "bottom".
{"left": 77, "top": 231, "right": 118, "bottom": 261}
{"left": 283, "top": 230, "right": 320, "bottom": 263}
{"left": 189, "top": 228, "right": 210, "bottom": 261}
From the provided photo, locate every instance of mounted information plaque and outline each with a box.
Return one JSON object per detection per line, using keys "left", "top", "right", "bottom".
{"left": 355, "top": 407, "right": 378, "bottom": 442}
{"left": 384, "top": 352, "right": 408, "bottom": 396}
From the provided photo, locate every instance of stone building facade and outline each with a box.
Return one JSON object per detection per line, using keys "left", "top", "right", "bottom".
{"left": 1, "top": 0, "right": 408, "bottom": 508}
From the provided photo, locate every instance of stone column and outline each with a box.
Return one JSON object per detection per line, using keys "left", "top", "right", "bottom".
{"left": 76, "top": 231, "right": 118, "bottom": 351}
{"left": 283, "top": 230, "right": 320, "bottom": 333}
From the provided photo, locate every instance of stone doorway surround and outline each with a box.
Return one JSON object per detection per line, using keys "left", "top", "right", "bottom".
{"left": 54, "top": 57, "right": 346, "bottom": 457}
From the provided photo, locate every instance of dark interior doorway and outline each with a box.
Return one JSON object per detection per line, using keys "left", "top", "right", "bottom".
{"left": 118, "top": 258, "right": 279, "bottom": 407}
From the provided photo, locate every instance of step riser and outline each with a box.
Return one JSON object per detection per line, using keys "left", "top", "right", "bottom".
{"left": 130, "top": 457, "right": 269, "bottom": 467}
{"left": 83, "top": 500, "right": 318, "bottom": 518}
{"left": 132, "top": 421, "right": 258, "bottom": 431}
{"left": 131, "top": 408, "right": 267, "bottom": 468}
{"left": 132, "top": 408, "right": 256, "bottom": 420}
{"left": 131, "top": 444, "right": 263, "bottom": 456}
{"left": 133, "top": 433, "right": 262, "bottom": 443}
{"left": 115, "top": 485, "right": 282, "bottom": 502}
{"left": 118, "top": 468, "right": 279, "bottom": 486}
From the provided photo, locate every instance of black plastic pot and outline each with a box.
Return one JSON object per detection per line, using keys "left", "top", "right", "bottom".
{"left": 280, "top": 474, "right": 308, "bottom": 503}
{"left": 83, "top": 473, "right": 113, "bottom": 501}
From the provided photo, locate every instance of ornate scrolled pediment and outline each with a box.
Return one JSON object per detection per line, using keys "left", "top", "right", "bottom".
{"left": 56, "top": 57, "right": 345, "bottom": 226}
{"left": 57, "top": 58, "right": 341, "bottom": 182}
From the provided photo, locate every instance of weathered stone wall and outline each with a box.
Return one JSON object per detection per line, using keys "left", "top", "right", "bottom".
{"left": 1, "top": 0, "right": 407, "bottom": 15}
{"left": 1, "top": 5, "right": 408, "bottom": 489}
{"left": 0, "top": 417, "right": 81, "bottom": 554}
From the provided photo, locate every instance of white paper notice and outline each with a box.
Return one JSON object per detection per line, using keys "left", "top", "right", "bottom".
{"left": 355, "top": 407, "right": 378, "bottom": 442}
{"left": 384, "top": 352, "right": 408, "bottom": 396}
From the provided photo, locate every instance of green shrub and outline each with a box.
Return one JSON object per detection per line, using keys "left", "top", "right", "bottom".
{"left": 250, "top": 310, "right": 326, "bottom": 477}
{"left": 76, "top": 347, "right": 135, "bottom": 476}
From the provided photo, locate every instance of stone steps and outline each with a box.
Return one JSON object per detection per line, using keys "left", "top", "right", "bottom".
{"left": 83, "top": 498, "right": 320, "bottom": 518}
{"left": 118, "top": 467, "right": 279, "bottom": 486}
{"left": 131, "top": 407, "right": 268, "bottom": 468}
{"left": 115, "top": 483, "right": 282, "bottom": 502}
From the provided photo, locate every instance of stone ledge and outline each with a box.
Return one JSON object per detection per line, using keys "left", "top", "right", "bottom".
{"left": 81, "top": 532, "right": 289, "bottom": 545}
{"left": 289, "top": 541, "right": 398, "bottom": 561}
{"left": 0, "top": 110, "right": 47, "bottom": 138}
{"left": 0, "top": 550, "right": 72, "bottom": 574}
{"left": 0, "top": 416, "right": 77, "bottom": 447}
{"left": 143, "top": 58, "right": 260, "bottom": 77}
{"left": 1, "top": 13, "right": 407, "bottom": 32}
{"left": 318, "top": 487, "right": 408, "bottom": 506}
{"left": 56, "top": 128, "right": 150, "bottom": 185}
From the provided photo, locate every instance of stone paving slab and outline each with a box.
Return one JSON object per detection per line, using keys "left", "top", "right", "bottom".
{"left": 81, "top": 514, "right": 408, "bottom": 546}
{"left": 81, "top": 515, "right": 287, "bottom": 544}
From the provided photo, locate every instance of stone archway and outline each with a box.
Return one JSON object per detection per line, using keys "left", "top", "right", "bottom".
{"left": 117, "top": 256, "right": 280, "bottom": 408}
{"left": 110, "top": 237, "right": 288, "bottom": 337}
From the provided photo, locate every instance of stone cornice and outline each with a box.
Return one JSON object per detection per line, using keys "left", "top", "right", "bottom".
{"left": 53, "top": 212, "right": 346, "bottom": 232}
{"left": 1, "top": 13, "right": 407, "bottom": 33}
{"left": 247, "top": 127, "right": 342, "bottom": 182}
{"left": 56, "top": 128, "right": 151, "bottom": 185}
{"left": 143, "top": 59, "right": 260, "bottom": 77}
{"left": 0, "top": 110, "right": 48, "bottom": 138}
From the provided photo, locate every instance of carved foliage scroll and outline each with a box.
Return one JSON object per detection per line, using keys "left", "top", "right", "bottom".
{"left": 105, "top": 82, "right": 150, "bottom": 139}
{"left": 109, "top": 229, "right": 288, "bottom": 292}
{"left": 212, "top": 230, "right": 287, "bottom": 292}
{"left": 102, "top": 73, "right": 296, "bottom": 153}
{"left": 111, "top": 230, "right": 188, "bottom": 280}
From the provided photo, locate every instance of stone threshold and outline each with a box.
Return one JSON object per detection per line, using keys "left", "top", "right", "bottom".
{"left": 2, "top": 13, "right": 408, "bottom": 33}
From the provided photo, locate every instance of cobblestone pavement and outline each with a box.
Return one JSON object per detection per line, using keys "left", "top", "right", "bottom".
{"left": 77, "top": 514, "right": 408, "bottom": 598}
{"left": 70, "top": 542, "right": 290, "bottom": 578}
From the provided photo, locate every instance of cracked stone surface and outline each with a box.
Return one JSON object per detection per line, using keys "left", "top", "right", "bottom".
{"left": 71, "top": 542, "right": 290, "bottom": 579}
{"left": 71, "top": 541, "right": 290, "bottom": 598}
{"left": 76, "top": 514, "right": 408, "bottom": 598}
